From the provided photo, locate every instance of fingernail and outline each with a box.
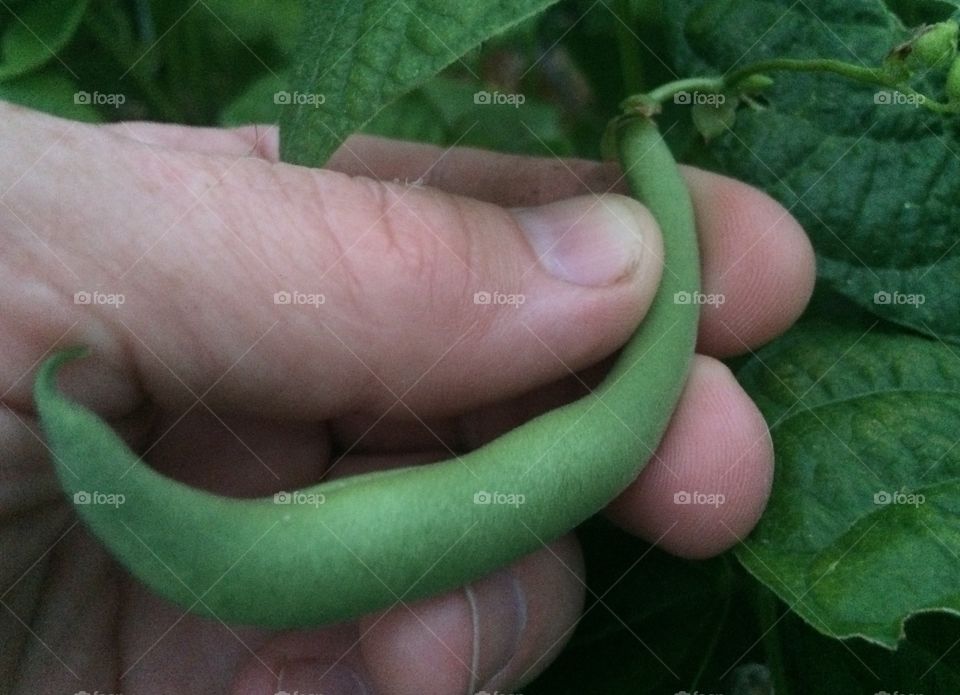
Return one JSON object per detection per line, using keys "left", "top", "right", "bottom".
{"left": 514, "top": 193, "right": 652, "bottom": 287}
{"left": 276, "top": 660, "right": 369, "bottom": 695}
{"left": 468, "top": 569, "right": 527, "bottom": 693}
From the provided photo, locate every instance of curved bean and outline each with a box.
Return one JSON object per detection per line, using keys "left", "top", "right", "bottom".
{"left": 34, "top": 115, "right": 700, "bottom": 627}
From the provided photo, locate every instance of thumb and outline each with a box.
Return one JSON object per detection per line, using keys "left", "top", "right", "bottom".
{"left": 211, "top": 167, "right": 662, "bottom": 418}
{"left": 10, "top": 116, "right": 663, "bottom": 419}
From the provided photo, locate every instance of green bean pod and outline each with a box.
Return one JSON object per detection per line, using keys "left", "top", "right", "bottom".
{"left": 34, "top": 116, "right": 700, "bottom": 627}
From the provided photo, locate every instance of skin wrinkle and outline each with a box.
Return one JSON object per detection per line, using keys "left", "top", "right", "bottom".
{"left": 3, "top": 582, "right": 33, "bottom": 689}
{"left": 275, "top": 655, "right": 290, "bottom": 692}
{"left": 311, "top": 173, "right": 391, "bottom": 320}
{"left": 481, "top": 572, "right": 528, "bottom": 692}
{"left": 197, "top": 196, "right": 314, "bottom": 346}
{"left": 34, "top": 296, "right": 140, "bottom": 417}
{"left": 118, "top": 288, "right": 209, "bottom": 414}
{"left": 188, "top": 163, "right": 378, "bottom": 416}
{"left": 12, "top": 517, "right": 93, "bottom": 693}
{"left": 334, "top": 177, "right": 521, "bottom": 407}
{"left": 363, "top": 178, "right": 432, "bottom": 278}
{"left": 60, "top": 150, "right": 236, "bottom": 411}
{"left": 440, "top": 200, "right": 512, "bottom": 353}
{"left": 395, "top": 185, "right": 488, "bottom": 322}
{"left": 221, "top": 161, "right": 335, "bottom": 282}
{"left": 464, "top": 582, "right": 481, "bottom": 695}
{"left": 133, "top": 143, "right": 223, "bottom": 202}
{"left": 9, "top": 547, "right": 55, "bottom": 692}
{"left": 434, "top": 192, "right": 482, "bottom": 303}
{"left": 126, "top": 275, "right": 225, "bottom": 405}
{"left": 338, "top": 177, "right": 459, "bottom": 402}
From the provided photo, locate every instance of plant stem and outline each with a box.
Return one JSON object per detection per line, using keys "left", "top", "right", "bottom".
{"left": 614, "top": 0, "right": 644, "bottom": 94}
{"left": 725, "top": 58, "right": 891, "bottom": 89}
{"left": 623, "top": 56, "right": 960, "bottom": 116}
{"left": 643, "top": 76, "right": 725, "bottom": 103}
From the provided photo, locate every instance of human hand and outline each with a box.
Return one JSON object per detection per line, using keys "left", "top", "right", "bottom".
{"left": 0, "top": 103, "right": 813, "bottom": 694}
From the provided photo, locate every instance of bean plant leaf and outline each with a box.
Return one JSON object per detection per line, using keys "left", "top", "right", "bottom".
{"left": 882, "top": 0, "right": 960, "bottom": 24}
{"left": 366, "top": 77, "right": 575, "bottom": 155}
{"left": 0, "top": 69, "right": 99, "bottom": 122}
{"left": 662, "top": 0, "right": 960, "bottom": 345}
{"left": 279, "top": 0, "right": 562, "bottom": 166}
{"left": 765, "top": 606, "right": 960, "bottom": 692}
{"left": 735, "top": 318, "right": 960, "bottom": 647}
{"left": 219, "top": 72, "right": 285, "bottom": 126}
{"left": 226, "top": 73, "right": 573, "bottom": 156}
{"left": 0, "top": 0, "right": 89, "bottom": 82}
{"left": 201, "top": 0, "right": 303, "bottom": 54}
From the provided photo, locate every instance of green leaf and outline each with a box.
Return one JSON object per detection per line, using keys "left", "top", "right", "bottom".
{"left": 219, "top": 72, "right": 284, "bottom": 126}
{"left": 772, "top": 602, "right": 960, "bottom": 691}
{"left": 363, "top": 84, "right": 449, "bottom": 144}
{"left": 882, "top": 0, "right": 960, "bottom": 25}
{"left": 201, "top": 0, "right": 303, "bottom": 54}
{"left": 0, "top": 68, "right": 99, "bottom": 121}
{"left": 735, "top": 319, "right": 960, "bottom": 647}
{"left": 368, "top": 77, "right": 575, "bottom": 155}
{"left": 0, "top": 0, "right": 89, "bottom": 81}
{"left": 523, "top": 521, "right": 960, "bottom": 693}
{"left": 279, "top": 0, "right": 562, "bottom": 166}
{"left": 663, "top": 0, "right": 960, "bottom": 344}
{"left": 226, "top": 70, "right": 575, "bottom": 156}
